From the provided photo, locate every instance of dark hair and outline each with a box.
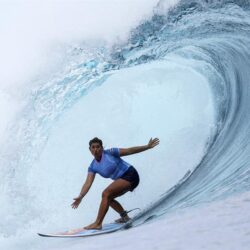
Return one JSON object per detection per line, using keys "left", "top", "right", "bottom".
{"left": 89, "top": 137, "right": 103, "bottom": 147}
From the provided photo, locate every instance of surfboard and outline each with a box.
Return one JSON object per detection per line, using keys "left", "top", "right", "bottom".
{"left": 38, "top": 208, "right": 139, "bottom": 238}
{"left": 38, "top": 221, "right": 132, "bottom": 238}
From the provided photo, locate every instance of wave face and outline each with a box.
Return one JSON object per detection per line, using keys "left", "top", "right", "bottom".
{"left": 130, "top": 0, "right": 250, "bottom": 223}
{"left": 1, "top": 0, "right": 250, "bottom": 248}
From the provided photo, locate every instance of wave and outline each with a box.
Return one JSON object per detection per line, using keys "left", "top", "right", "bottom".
{"left": 128, "top": 0, "right": 250, "bottom": 224}
{"left": 1, "top": 0, "right": 250, "bottom": 240}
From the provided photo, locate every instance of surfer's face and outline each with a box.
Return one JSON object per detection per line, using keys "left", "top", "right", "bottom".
{"left": 90, "top": 142, "right": 103, "bottom": 160}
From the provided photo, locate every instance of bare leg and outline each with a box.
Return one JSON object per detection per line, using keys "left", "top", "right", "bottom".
{"left": 110, "top": 199, "right": 125, "bottom": 214}
{"left": 84, "top": 179, "right": 131, "bottom": 230}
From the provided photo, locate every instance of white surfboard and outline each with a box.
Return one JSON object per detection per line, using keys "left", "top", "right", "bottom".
{"left": 38, "top": 208, "right": 139, "bottom": 238}
{"left": 38, "top": 221, "right": 132, "bottom": 238}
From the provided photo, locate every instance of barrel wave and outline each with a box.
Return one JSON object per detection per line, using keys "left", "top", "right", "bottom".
{"left": 1, "top": 0, "right": 250, "bottom": 249}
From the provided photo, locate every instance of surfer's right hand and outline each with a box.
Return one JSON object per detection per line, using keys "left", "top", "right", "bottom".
{"left": 71, "top": 196, "right": 82, "bottom": 209}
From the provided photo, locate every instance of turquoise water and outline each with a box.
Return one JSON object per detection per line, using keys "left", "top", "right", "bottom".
{"left": 1, "top": 0, "right": 250, "bottom": 249}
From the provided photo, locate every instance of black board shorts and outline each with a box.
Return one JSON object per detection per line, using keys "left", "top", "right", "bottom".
{"left": 120, "top": 166, "right": 140, "bottom": 191}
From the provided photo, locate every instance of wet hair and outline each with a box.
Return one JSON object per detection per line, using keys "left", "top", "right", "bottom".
{"left": 89, "top": 137, "right": 103, "bottom": 147}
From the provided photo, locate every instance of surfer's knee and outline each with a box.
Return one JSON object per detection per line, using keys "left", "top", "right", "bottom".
{"left": 102, "top": 189, "right": 112, "bottom": 200}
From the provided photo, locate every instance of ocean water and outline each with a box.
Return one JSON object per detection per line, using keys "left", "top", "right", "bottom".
{"left": 0, "top": 0, "right": 250, "bottom": 249}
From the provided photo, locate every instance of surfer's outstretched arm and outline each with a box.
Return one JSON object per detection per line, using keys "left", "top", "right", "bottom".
{"left": 119, "top": 138, "right": 160, "bottom": 157}
{"left": 71, "top": 173, "right": 95, "bottom": 209}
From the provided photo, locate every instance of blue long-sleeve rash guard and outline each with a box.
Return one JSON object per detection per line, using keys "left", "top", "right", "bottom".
{"left": 88, "top": 148, "right": 131, "bottom": 180}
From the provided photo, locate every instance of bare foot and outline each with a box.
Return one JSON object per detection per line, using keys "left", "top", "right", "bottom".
{"left": 84, "top": 222, "right": 102, "bottom": 230}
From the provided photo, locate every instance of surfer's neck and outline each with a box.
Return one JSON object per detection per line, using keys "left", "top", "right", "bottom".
{"left": 95, "top": 154, "right": 102, "bottom": 162}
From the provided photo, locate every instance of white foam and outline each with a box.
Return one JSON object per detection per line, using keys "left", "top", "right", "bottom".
{"left": 0, "top": 0, "right": 161, "bottom": 142}
{"left": 0, "top": 0, "right": 159, "bottom": 88}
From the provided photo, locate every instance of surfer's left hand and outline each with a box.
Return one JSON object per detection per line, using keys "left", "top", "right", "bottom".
{"left": 147, "top": 138, "right": 160, "bottom": 149}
